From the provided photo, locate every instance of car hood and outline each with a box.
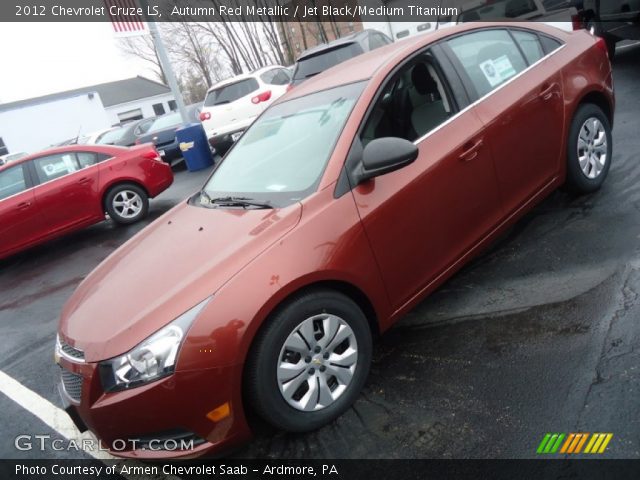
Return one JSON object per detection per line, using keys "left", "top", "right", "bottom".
{"left": 59, "top": 200, "right": 302, "bottom": 362}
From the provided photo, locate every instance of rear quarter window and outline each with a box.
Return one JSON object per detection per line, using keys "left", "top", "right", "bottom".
{"left": 512, "top": 30, "right": 545, "bottom": 64}
{"left": 539, "top": 35, "right": 563, "bottom": 54}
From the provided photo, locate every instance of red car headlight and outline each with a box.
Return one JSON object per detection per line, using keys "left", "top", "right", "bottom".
{"left": 99, "top": 297, "right": 211, "bottom": 392}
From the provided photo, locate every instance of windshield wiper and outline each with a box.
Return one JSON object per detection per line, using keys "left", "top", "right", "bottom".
{"left": 209, "top": 196, "right": 273, "bottom": 209}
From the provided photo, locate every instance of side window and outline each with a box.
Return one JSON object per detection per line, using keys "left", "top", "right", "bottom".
{"left": 260, "top": 70, "right": 276, "bottom": 84}
{"left": 512, "top": 30, "right": 544, "bottom": 65}
{"left": 76, "top": 152, "right": 100, "bottom": 168}
{"left": 272, "top": 69, "right": 291, "bottom": 85}
{"left": 447, "top": 29, "right": 527, "bottom": 98}
{"left": 135, "top": 119, "right": 153, "bottom": 136}
{"left": 368, "top": 33, "right": 388, "bottom": 50}
{"left": 361, "top": 54, "right": 454, "bottom": 145}
{"left": 539, "top": 35, "right": 563, "bottom": 54}
{"left": 33, "top": 153, "right": 80, "bottom": 183}
{"left": 0, "top": 165, "right": 27, "bottom": 200}
{"left": 262, "top": 69, "right": 290, "bottom": 86}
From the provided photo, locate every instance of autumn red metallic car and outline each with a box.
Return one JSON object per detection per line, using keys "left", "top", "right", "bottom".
{"left": 56, "top": 23, "right": 614, "bottom": 458}
{"left": 0, "top": 144, "right": 173, "bottom": 261}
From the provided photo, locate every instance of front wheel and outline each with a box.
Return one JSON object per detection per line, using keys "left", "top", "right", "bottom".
{"left": 565, "top": 104, "right": 612, "bottom": 194}
{"left": 246, "top": 290, "right": 372, "bottom": 432}
{"left": 105, "top": 183, "right": 149, "bottom": 225}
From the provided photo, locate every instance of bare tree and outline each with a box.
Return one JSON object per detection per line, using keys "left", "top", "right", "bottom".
{"left": 164, "top": 22, "right": 224, "bottom": 88}
{"left": 118, "top": 35, "right": 167, "bottom": 84}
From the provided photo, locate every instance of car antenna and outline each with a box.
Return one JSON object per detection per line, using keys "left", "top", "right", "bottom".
{"left": 74, "top": 125, "right": 82, "bottom": 144}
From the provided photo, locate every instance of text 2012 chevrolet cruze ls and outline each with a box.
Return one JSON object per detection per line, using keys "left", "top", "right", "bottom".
{"left": 56, "top": 23, "right": 614, "bottom": 457}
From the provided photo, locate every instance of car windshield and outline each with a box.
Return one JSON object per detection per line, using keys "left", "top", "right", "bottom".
{"left": 294, "top": 43, "right": 363, "bottom": 81}
{"left": 97, "top": 127, "right": 125, "bottom": 144}
{"left": 204, "top": 78, "right": 259, "bottom": 106}
{"left": 201, "top": 81, "right": 365, "bottom": 207}
{"left": 149, "top": 112, "right": 182, "bottom": 131}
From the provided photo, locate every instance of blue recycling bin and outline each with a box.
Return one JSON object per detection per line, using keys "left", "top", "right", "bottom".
{"left": 176, "top": 123, "right": 213, "bottom": 172}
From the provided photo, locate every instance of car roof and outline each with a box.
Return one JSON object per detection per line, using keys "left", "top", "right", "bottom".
{"left": 281, "top": 22, "right": 569, "bottom": 103}
{"left": 297, "top": 29, "right": 374, "bottom": 60}
{"left": 0, "top": 144, "right": 125, "bottom": 172}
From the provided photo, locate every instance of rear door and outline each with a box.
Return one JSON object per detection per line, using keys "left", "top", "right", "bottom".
{"left": 30, "top": 151, "right": 102, "bottom": 234}
{"left": 443, "top": 27, "right": 565, "bottom": 215}
{"left": 0, "top": 163, "right": 41, "bottom": 257}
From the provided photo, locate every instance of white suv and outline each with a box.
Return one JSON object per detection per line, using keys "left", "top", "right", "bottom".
{"left": 200, "top": 65, "right": 291, "bottom": 155}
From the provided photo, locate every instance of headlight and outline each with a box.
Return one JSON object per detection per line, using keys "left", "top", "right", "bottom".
{"left": 99, "top": 297, "right": 210, "bottom": 392}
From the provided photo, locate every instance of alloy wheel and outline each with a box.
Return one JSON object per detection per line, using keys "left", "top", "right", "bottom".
{"left": 112, "top": 190, "right": 143, "bottom": 219}
{"left": 277, "top": 314, "right": 358, "bottom": 412}
{"left": 577, "top": 117, "right": 608, "bottom": 179}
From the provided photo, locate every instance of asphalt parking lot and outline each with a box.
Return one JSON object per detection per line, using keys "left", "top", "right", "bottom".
{"left": 1, "top": 42, "right": 639, "bottom": 461}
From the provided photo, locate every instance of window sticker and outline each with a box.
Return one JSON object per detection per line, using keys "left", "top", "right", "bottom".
{"left": 479, "top": 55, "right": 517, "bottom": 87}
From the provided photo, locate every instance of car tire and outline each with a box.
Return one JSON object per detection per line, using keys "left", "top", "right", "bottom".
{"left": 105, "top": 183, "right": 149, "bottom": 225}
{"left": 565, "top": 103, "right": 612, "bottom": 194}
{"left": 246, "top": 289, "right": 372, "bottom": 432}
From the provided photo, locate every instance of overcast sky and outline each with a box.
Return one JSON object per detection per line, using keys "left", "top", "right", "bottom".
{"left": 0, "top": 22, "right": 152, "bottom": 104}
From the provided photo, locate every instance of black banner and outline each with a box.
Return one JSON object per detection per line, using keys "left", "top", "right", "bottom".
{"left": 0, "top": 0, "right": 601, "bottom": 23}
{"left": 2, "top": 460, "right": 640, "bottom": 480}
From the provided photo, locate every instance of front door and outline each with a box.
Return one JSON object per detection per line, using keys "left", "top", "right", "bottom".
{"left": 0, "top": 164, "right": 42, "bottom": 257}
{"left": 349, "top": 50, "right": 503, "bottom": 310}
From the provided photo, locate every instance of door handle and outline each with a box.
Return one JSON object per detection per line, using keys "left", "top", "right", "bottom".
{"left": 539, "top": 84, "right": 555, "bottom": 101}
{"left": 78, "top": 177, "right": 91, "bottom": 185}
{"left": 16, "top": 201, "right": 32, "bottom": 210}
{"left": 459, "top": 139, "right": 483, "bottom": 162}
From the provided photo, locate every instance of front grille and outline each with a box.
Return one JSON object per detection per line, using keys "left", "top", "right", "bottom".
{"left": 61, "top": 369, "right": 83, "bottom": 403}
{"left": 60, "top": 340, "right": 84, "bottom": 361}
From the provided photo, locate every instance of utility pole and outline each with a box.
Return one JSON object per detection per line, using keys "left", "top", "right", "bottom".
{"left": 139, "top": 0, "right": 189, "bottom": 123}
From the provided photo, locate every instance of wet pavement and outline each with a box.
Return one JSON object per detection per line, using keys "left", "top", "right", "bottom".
{"left": 1, "top": 43, "right": 639, "bottom": 460}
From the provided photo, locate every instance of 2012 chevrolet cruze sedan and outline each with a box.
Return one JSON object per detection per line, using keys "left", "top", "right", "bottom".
{"left": 56, "top": 23, "right": 614, "bottom": 457}
{"left": 0, "top": 144, "right": 172, "bottom": 261}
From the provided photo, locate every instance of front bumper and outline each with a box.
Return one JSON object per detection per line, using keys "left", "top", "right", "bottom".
{"left": 57, "top": 357, "right": 251, "bottom": 458}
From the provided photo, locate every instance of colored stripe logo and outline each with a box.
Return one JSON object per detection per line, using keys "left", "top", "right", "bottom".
{"left": 537, "top": 433, "right": 612, "bottom": 454}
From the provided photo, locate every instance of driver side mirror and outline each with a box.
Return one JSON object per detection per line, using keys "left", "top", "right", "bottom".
{"left": 356, "top": 137, "right": 418, "bottom": 184}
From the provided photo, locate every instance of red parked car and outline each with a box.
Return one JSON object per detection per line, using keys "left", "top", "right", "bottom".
{"left": 0, "top": 144, "right": 173, "bottom": 261}
{"left": 56, "top": 23, "right": 613, "bottom": 458}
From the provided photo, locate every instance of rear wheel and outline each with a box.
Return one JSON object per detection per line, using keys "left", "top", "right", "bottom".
{"left": 105, "top": 183, "right": 149, "bottom": 225}
{"left": 246, "top": 290, "right": 372, "bottom": 432}
{"left": 565, "top": 104, "right": 612, "bottom": 194}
